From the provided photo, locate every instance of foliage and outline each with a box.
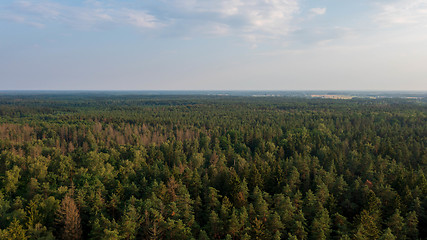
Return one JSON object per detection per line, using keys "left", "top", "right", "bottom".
{"left": 0, "top": 94, "right": 426, "bottom": 239}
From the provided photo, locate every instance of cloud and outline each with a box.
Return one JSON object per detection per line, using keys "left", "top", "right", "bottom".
{"left": 375, "top": 0, "right": 427, "bottom": 27}
{"left": 1, "top": 0, "right": 301, "bottom": 42}
{"left": 309, "top": 8, "right": 326, "bottom": 16}
{"left": 160, "top": 0, "right": 300, "bottom": 41}
{"left": 0, "top": 13, "right": 44, "bottom": 28}
{"left": 2, "top": 0, "right": 162, "bottom": 30}
{"left": 116, "top": 9, "right": 161, "bottom": 29}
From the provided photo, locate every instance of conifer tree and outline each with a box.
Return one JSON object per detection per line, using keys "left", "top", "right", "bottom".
{"left": 274, "top": 194, "right": 295, "bottom": 228}
{"left": 310, "top": 208, "right": 331, "bottom": 240}
{"left": 379, "top": 228, "right": 396, "bottom": 240}
{"left": 386, "top": 209, "right": 404, "bottom": 239}
{"left": 198, "top": 230, "right": 210, "bottom": 240}
{"left": 273, "top": 230, "right": 282, "bottom": 240}
{"left": 56, "top": 195, "right": 82, "bottom": 240}
{"left": 287, "top": 233, "right": 298, "bottom": 240}
{"left": 404, "top": 211, "right": 419, "bottom": 240}
{"left": 228, "top": 208, "right": 240, "bottom": 237}
{"left": 291, "top": 210, "right": 307, "bottom": 240}
{"left": 267, "top": 211, "right": 284, "bottom": 236}
{"left": 331, "top": 213, "right": 348, "bottom": 239}
{"left": 252, "top": 186, "right": 268, "bottom": 221}
{"left": 354, "top": 209, "right": 381, "bottom": 240}
{"left": 2, "top": 218, "right": 27, "bottom": 240}
{"left": 207, "top": 210, "right": 221, "bottom": 239}
{"left": 120, "top": 204, "right": 140, "bottom": 240}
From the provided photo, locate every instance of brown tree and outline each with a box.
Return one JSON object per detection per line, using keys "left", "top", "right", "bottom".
{"left": 56, "top": 195, "right": 82, "bottom": 240}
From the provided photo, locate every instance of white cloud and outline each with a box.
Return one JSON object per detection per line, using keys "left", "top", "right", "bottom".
{"left": 196, "top": 22, "right": 231, "bottom": 36}
{"left": 3, "top": 0, "right": 162, "bottom": 30}
{"left": 2, "top": 0, "right": 301, "bottom": 42}
{"left": 118, "top": 9, "right": 161, "bottom": 29}
{"left": 375, "top": 0, "right": 427, "bottom": 27}
{"left": 309, "top": 8, "right": 326, "bottom": 16}
{"left": 163, "top": 0, "right": 300, "bottom": 41}
{"left": 0, "top": 13, "right": 44, "bottom": 28}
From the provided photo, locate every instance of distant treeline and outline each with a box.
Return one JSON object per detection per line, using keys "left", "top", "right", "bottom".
{"left": 0, "top": 95, "right": 426, "bottom": 240}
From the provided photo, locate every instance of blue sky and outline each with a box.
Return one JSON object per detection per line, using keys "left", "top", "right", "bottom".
{"left": 1, "top": 0, "right": 426, "bottom": 90}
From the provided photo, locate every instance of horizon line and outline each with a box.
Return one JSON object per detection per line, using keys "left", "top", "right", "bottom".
{"left": 1, "top": 90, "right": 427, "bottom": 92}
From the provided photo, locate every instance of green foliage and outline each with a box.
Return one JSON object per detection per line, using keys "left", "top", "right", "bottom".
{"left": 386, "top": 209, "right": 404, "bottom": 239}
{"left": 310, "top": 208, "right": 331, "bottom": 240}
{"left": 379, "top": 228, "right": 396, "bottom": 240}
{"left": 2, "top": 218, "right": 27, "bottom": 240}
{"left": 0, "top": 95, "right": 425, "bottom": 239}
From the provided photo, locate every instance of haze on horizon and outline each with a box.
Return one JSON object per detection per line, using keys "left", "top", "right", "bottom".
{"left": 1, "top": 0, "right": 427, "bottom": 91}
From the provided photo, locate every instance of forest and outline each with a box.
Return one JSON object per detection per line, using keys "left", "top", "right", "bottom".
{"left": 0, "top": 93, "right": 426, "bottom": 240}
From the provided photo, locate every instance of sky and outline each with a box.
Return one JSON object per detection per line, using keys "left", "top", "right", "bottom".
{"left": 1, "top": 0, "right": 427, "bottom": 91}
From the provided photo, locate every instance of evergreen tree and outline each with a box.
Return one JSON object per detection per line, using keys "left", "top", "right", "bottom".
{"left": 386, "top": 209, "right": 404, "bottom": 239}
{"left": 227, "top": 208, "right": 240, "bottom": 237}
{"left": 310, "top": 208, "right": 331, "bottom": 240}
{"left": 379, "top": 228, "right": 396, "bottom": 240}
{"left": 291, "top": 214, "right": 307, "bottom": 240}
{"left": 2, "top": 218, "right": 27, "bottom": 240}
{"left": 353, "top": 209, "right": 380, "bottom": 240}
{"left": 404, "top": 211, "right": 418, "bottom": 240}
{"left": 207, "top": 210, "right": 221, "bottom": 239}
{"left": 267, "top": 211, "right": 284, "bottom": 237}
{"left": 120, "top": 203, "right": 140, "bottom": 240}
{"left": 198, "top": 230, "right": 210, "bottom": 240}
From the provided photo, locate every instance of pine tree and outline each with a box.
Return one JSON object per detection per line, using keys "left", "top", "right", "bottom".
{"left": 251, "top": 217, "right": 266, "bottom": 240}
{"left": 26, "top": 199, "right": 41, "bottom": 228}
{"left": 310, "top": 208, "right": 331, "bottom": 240}
{"left": 142, "top": 207, "right": 166, "bottom": 240}
{"left": 198, "top": 230, "right": 210, "bottom": 240}
{"left": 241, "top": 233, "right": 251, "bottom": 240}
{"left": 239, "top": 207, "right": 250, "bottom": 235}
{"left": 165, "top": 219, "right": 192, "bottom": 240}
{"left": 235, "top": 178, "right": 249, "bottom": 208}
{"left": 228, "top": 208, "right": 240, "bottom": 237}
{"left": 267, "top": 211, "right": 284, "bottom": 236}
{"left": 208, "top": 210, "right": 221, "bottom": 239}
{"left": 220, "top": 196, "right": 232, "bottom": 225}
{"left": 303, "top": 190, "right": 318, "bottom": 224}
{"left": 331, "top": 213, "right": 348, "bottom": 240}
{"left": 353, "top": 209, "right": 380, "bottom": 240}
{"left": 56, "top": 195, "right": 82, "bottom": 240}
{"left": 379, "top": 228, "right": 396, "bottom": 240}
{"left": 386, "top": 209, "right": 404, "bottom": 239}
{"left": 353, "top": 190, "right": 381, "bottom": 240}
{"left": 291, "top": 210, "right": 307, "bottom": 240}
{"left": 287, "top": 233, "right": 298, "bottom": 240}
{"left": 273, "top": 230, "right": 281, "bottom": 240}
{"left": 4, "top": 165, "right": 21, "bottom": 194}
{"left": 338, "top": 234, "right": 351, "bottom": 240}
{"left": 206, "top": 187, "right": 221, "bottom": 212}
{"left": 120, "top": 204, "right": 140, "bottom": 240}
{"left": 2, "top": 218, "right": 27, "bottom": 240}
{"left": 252, "top": 186, "right": 269, "bottom": 221}
{"left": 274, "top": 194, "right": 295, "bottom": 228}
{"left": 404, "top": 211, "right": 418, "bottom": 240}
{"left": 103, "top": 229, "right": 120, "bottom": 240}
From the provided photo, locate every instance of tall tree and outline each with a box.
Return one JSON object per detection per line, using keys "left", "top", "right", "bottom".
{"left": 56, "top": 195, "right": 82, "bottom": 240}
{"left": 386, "top": 209, "right": 404, "bottom": 239}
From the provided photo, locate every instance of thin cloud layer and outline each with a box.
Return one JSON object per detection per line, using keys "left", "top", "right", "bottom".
{"left": 375, "top": 0, "right": 427, "bottom": 27}
{"left": 309, "top": 8, "right": 326, "bottom": 16}
{"left": 1, "top": 0, "right": 301, "bottom": 41}
{"left": 1, "top": 1, "right": 162, "bottom": 30}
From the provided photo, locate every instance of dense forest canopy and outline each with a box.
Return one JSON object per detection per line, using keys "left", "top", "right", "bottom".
{"left": 0, "top": 94, "right": 426, "bottom": 240}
